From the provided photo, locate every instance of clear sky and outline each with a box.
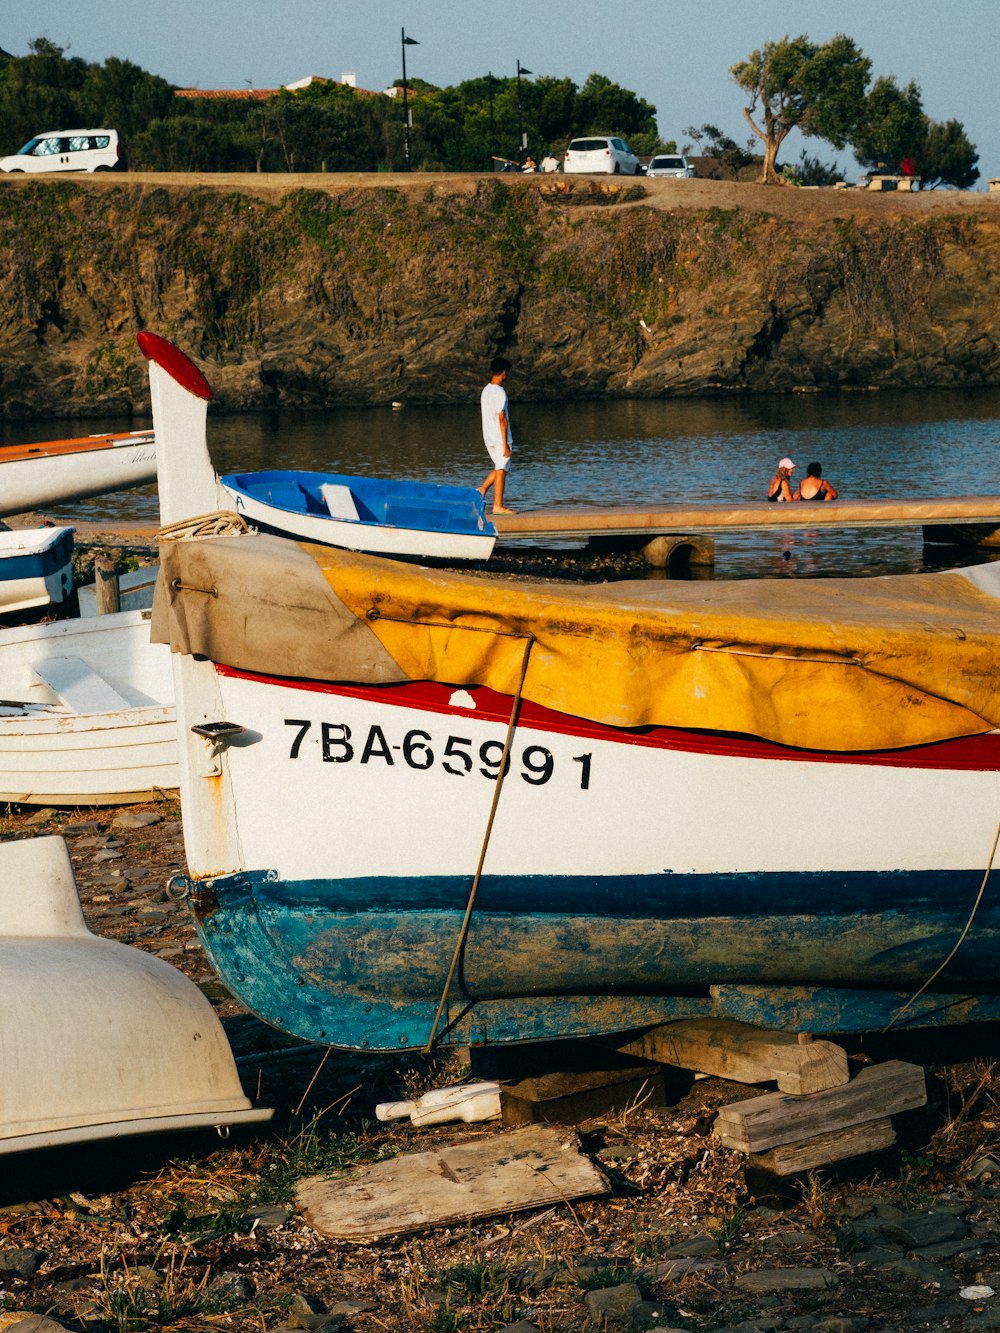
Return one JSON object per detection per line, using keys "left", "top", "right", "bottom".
{"left": 4, "top": 0, "right": 996, "bottom": 182}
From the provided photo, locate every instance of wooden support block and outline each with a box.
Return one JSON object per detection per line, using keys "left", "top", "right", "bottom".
{"left": 500, "top": 1062, "right": 665, "bottom": 1127}
{"left": 616, "top": 1018, "right": 849, "bottom": 1095}
{"left": 749, "top": 1116, "right": 896, "bottom": 1176}
{"left": 714, "top": 1059, "right": 926, "bottom": 1154}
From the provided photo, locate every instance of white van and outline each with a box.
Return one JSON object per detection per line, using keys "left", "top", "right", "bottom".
{"left": 0, "top": 130, "right": 125, "bottom": 174}
{"left": 563, "top": 136, "right": 643, "bottom": 176}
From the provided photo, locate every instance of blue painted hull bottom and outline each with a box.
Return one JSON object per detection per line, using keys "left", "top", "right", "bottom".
{"left": 189, "top": 868, "right": 1000, "bottom": 1049}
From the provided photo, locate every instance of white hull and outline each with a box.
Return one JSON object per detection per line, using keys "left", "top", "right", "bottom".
{"left": 0, "top": 836, "right": 270, "bottom": 1154}
{"left": 0, "top": 430, "right": 156, "bottom": 517}
{"left": 0, "top": 526, "right": 75, "bottom": 613}
{"left": 0, "top": 608, "right": 178, "bottom": 804}
{"left": 227, "top": 486, "right": 496, "bottom": 560}
{"left": 181, "top": 659, "right": 1000, "bottom": 888}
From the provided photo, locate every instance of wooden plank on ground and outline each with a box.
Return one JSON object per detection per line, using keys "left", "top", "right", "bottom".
{"left": 617, "top": 1019, "right": 849, "bottom": 1095}
{"left": 749, "top": 1117, "right": 896, "bottom": 1176}
{"left": 714, "top": 1060, "right": 926, "bottom": 1153}
{"left": 296, "top": 1125, "right": 609, "bottom": 1241}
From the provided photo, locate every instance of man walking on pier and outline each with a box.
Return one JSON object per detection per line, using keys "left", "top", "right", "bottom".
{"left": 478, "top": 356, "right": 515, "bottom": 514}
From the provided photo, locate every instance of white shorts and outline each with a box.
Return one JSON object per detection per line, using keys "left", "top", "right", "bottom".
{"left": 486, "top": 442, "right": 511, "bottom": 472}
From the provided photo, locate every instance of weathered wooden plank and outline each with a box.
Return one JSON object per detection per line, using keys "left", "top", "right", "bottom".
{"left": 749, "top": 1116, "right": 896, "bottom": 1176}
{"left": 714, "top": 1060, "right": 926, "bottom": 1153}
{"left": 617, "top": 1019, "right": 849, "bottom": 1095}
{"left": 492, "top": 496, "right": 1000, "bottom": 541}
{"left": 296, "top": 1125, "right": 609, "bottom": 1240}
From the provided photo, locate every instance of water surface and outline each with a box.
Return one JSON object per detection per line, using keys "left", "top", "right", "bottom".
{"left": 7, "top": 387, "right": 1000, "bottom": 579}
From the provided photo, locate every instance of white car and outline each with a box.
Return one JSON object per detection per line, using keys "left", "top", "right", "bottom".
{"left": 563, "top": 136, "right": 643, "bottom": 176}
{"left": 646, "top": 153, "right": 694, "bottom": 179}
{"left": 0, "top": 129, "right": 125, "bottom": 174}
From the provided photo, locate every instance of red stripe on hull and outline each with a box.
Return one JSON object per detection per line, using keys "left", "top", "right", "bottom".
{"left": 214, "top": 663, "right": 1000, "bottom": 772}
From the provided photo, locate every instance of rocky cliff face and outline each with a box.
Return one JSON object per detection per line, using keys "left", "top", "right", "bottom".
{"left": 1, "top": 176, "right": 999, "bottom": 419}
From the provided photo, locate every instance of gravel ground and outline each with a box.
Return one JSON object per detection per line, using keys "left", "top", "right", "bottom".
{"left": 2, "top": 797, "right": 1000, "bottom": 1333}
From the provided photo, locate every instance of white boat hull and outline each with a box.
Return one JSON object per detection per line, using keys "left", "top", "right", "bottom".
{"left": 0, "top": 430, "right": 156, "bottom": 518}
{"left": 226, "top": 485, "right": 496, "bottom": 561}
{"left": 0, "top": 836, "right": 270, "bottom": 1154}
{"left": 0, "top": 526, "right": 74, "bottom": 613}
{"left": 170, "top": 650, "right": 1000, "bottom": 1047}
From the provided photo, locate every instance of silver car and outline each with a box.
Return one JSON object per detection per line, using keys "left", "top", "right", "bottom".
{"left": 563, "top": 136, "right": 643, "bottom": 175}
{"left": 646, "top": 153, "right": 694, "bottom": 179}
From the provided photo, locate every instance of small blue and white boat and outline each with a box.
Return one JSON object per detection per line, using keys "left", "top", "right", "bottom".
{"left": 138, "top": 331, "right": 495, "bottom": 561}
{"left": 220, "top": 468, "right": 497, "bottom": 562}
{"left": 0, "top": 526, "right": 75, "bottom": 615}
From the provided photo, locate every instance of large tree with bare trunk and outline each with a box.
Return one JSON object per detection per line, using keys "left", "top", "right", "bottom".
{"left": 731, "top": 33, "right": 870, "bottom": 184}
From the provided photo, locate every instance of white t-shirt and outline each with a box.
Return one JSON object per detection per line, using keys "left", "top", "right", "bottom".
{"left": 480, "top": 381, "right": 512, "bottom": 449}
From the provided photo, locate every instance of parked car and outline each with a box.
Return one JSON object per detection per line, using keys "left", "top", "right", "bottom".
{"left": 0, "top": 130, "right": 126, "bottom": 174}
{"left": 563, "top": 136, "right": 643, "bottom": 176}
{"left": 646, "top": 153, "right": 694, "bottom": 179}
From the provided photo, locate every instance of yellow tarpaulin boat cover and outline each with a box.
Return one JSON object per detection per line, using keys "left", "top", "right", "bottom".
{"left": 153, "top": 533, "right": 1000, "bottom": 753}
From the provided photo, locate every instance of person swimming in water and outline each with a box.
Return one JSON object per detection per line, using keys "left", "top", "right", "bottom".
{"left": 796, "top": 461, "right": 838, "bottom": 501}
{"left": 768, "top": 457, "right": 796, "bottom": 502}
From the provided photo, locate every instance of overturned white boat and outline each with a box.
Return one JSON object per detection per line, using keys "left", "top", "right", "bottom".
{"left": 0, "top": 607, "right": 178, "bottom": 805}
{"left": 0, "top": 835, "right": 271, "bottom": 1155}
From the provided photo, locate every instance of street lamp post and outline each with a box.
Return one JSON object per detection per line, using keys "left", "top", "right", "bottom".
{"left": 401, "top": 28, "right": 419, "bottom": 171}
{"left": 516, "top": 59, "right": 532, "bottom": 161}
{"left": 487, "top": 71, "right": 495, "bottom": 161}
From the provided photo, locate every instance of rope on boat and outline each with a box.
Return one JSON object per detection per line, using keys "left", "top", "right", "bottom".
{"left": 156, "top": 510, "right": 253, "bottom": 541}
{"left": 423, "top": 632, "right": 535, "bottom": 1053}
{"left": 692, "top": 642, "right": 863, "bottom": 667}
{"left": 882, "top": 809, "right": 1000, "bottom": 1033}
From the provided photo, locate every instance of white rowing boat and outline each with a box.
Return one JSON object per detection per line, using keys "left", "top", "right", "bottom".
{"left": 0, "top": 429, "right": 156, "bottom": 518}
{"left": 0, "top": 607, "right": 178, "bottom": 805}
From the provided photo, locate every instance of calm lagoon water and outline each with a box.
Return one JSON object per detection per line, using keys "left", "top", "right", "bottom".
{"left": 7, "top": 386, "right": 1000, "bottom": 579}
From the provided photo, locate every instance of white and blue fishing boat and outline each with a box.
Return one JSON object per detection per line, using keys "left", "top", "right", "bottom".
{"left": 0, "top": 525, "right": 75, "bottom": 614}
{"left": 144, "top": 332, "right": 1000, "bottom": 1050}
{"left": 138, "top": 333, "right": 495, "bottom": 562}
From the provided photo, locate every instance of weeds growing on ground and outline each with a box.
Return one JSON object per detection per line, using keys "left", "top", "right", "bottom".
{"left": 707, "top": 1205, "right": 747, "bottom": 1254}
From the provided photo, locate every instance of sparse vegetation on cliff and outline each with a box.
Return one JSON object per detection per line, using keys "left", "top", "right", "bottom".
{"left": 0, "top": 176, "right": 998, "bottom": 418}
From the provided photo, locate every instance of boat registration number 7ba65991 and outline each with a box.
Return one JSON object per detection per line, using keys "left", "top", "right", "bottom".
{"left": 284, "top": 718, "right": 593, "bottom": 789}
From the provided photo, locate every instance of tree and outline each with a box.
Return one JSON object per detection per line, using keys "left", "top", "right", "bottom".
{"left": 0, "top": 38, "right": 88, "bottom": 150}
{"left": 782, "top": 151, "right": 845, "bottom": 186}
{"left": 850, "top": 76, "right": 979, "bottom": 189}
{"left": 80, "top": 57, "right": 174, "bottom": 138}
{"left": 684, "top": 122, "right": 756, "bottom": 174}
{"left": 851, "top": 76, "right": 926, "bottom": 171}
{"left": 730, "top": 33, "right": 870, "bottom": 184}
{"left": 920, "top": 118, "right": 979, "bottom": 190}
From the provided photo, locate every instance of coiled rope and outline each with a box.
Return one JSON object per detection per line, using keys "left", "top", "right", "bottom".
{"left": 156, "top": 510, "right": 253, "bottom": 541}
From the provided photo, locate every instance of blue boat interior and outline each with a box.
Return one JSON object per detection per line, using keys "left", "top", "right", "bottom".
{"left": 222, "top": 470, "right": 494, "bottom": 536}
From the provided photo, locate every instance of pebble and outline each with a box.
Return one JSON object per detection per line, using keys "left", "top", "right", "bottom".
{"left": 205, "top": 1272, "right": 255, "bottom": 1302}
{"left": 111, "top": 810, "right": 163, "bottom": 830}
{"left": 0, "top": 1249, "right": 47, "bottom": 1280}
{"left": 583, "top": 1282, "right": 643, "bottom": 1324}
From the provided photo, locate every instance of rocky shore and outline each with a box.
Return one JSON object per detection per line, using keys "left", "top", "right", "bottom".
{"left": 1, "top": 174, "right": 999, "bottom": 421}
{"left": 2, "top": 794, "right": 1000, "bottom": 1333}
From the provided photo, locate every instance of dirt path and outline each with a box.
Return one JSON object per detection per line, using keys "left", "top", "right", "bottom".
{"left": 5, "top": 167, "right": 997, "bottom": 223}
